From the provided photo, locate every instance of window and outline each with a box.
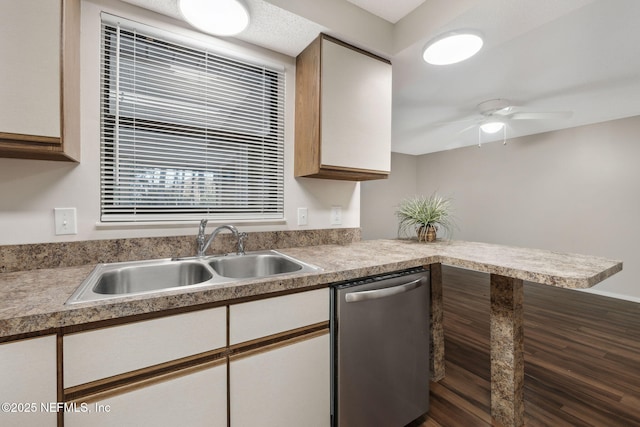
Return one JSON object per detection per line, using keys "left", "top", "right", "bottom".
{"left": 100, "top": 14, "right": 284, "bottom": 222}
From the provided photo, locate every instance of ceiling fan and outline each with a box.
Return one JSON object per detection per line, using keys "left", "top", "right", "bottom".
{"left": 456, "top": 98, "right": 573, "bottom": 137}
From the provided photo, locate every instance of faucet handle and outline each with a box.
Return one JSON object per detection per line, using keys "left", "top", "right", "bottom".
{"left": 198, "top": 219, "right": 208, "bottom": 234}
{"left": 237, "top": 232, "right": 248, "bottom": 255}
{"left": 196, "top": 219, "right": 208, "bottom": 257}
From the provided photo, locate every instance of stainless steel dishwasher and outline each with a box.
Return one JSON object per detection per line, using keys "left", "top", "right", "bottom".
{"left": 330, "top": 267, "right": 430, "bottom": 427}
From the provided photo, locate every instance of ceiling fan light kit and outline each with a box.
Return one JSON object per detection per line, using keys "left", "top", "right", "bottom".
{"left": 422, "top": 30, "right": 484, "bottom": 65}
{"left": 480, "top": 120, "right": 505, "bottom": 134}
{"left": 179, "top": 0, "right": 250, "bottom": 36}
{"left": 478, "top": 121, "right": 507, "bottom": 147}
{"left": 439, "top": 98, "right": 572, "bottom": 148}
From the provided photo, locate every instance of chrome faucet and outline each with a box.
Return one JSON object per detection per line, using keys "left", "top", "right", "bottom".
{"left": 196, "top": 220, "right": 247, "bottom": 257}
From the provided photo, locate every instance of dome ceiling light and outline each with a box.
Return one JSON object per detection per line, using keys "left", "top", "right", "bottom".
{"left": 422, "top": 30, "right": 483, "bottom": 65}
{"left": 179, "top": 0, "right": 250, "bottom": 36}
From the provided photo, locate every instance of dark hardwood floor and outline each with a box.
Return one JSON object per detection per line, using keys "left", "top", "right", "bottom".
{"left": 414, "top": 266, "right": 640, "bottom": 427}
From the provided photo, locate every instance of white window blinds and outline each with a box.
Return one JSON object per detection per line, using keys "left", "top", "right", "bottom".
{"left": 100, "top": 15, "right": 285, "bottom": 222}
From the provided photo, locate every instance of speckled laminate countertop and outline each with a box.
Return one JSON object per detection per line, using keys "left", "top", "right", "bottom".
{"left": 0, "top": 239, "right": 622, "bottom": 339}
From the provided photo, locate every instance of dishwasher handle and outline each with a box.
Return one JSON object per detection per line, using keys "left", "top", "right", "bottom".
{"left": 344, "top": 278, "right": 423, "bottom": 303}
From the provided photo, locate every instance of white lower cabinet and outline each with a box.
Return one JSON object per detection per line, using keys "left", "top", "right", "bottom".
{"left": 65, "top": 360, "right": 227, "bottom": 427}
{"left": 63, "top": 307, "right": 228, "bottom": 427}
{"left": 229, "top": 288, "right": 329, "bottom": 345}
{"left": 0, "top": 335, "right": 57, "bottom": 427}
{"left": 0, "top": 289, "right": 330, "bottom": 426}
{"left": 229, "top": 332, "right": 330, "bottom": 427}
{"left": 64, "top": 307, "right": 226, "bottom": 388}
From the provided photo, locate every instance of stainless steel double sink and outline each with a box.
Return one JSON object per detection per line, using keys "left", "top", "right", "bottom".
{"left": 66, "top": 250, "right": 321, "bottom": 304}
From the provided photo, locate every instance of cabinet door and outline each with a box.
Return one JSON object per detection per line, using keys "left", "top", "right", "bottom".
{"left": 0, "top": 335, "right": 57, "bottom": 427}
{"left": 65, "top": 360, "right": 227, "bottom": 427}
{"left": 0, "top": 0, "right": 80, "bottom": 161}
{"left": 321, "top": 38, "right": 392, "bottom": 173}
{"left": 64, "top": 307, "right": 226, "bottom": 388}
{"left": 0, "top": 0, "right": 60, "bottom": 138}
{"left": 229, "top": 332, "right": 330, "bottom": 427}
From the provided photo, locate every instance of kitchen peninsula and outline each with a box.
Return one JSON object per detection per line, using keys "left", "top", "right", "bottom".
{"left": 0, "top": 239, "right": 622, "bottom": 427}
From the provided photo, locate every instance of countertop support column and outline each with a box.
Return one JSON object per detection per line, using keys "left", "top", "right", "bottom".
{"left": 490, "top": 273, "right": 525, "bottom": 427}
{"left": 429, "top": 263, "right": 445, "bottom": 381}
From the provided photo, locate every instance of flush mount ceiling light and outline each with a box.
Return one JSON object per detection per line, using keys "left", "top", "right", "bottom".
{"left": 422, "top": 30, "right": 483, "bottom": 65}
{"left": 179, "top": 0, "right": 250, "bottom": 36}
{"left": 480, "top": 120, "right": 505, "bottom": 134}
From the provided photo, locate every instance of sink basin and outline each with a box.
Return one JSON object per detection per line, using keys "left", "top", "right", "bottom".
{"left": 66, "top": 258, "right": 224, "bottom": 304}
{"left": 65, "top": 250, "right": 321, "bottom": 305}
{"left": 209, "top": 253, "right": 304, "bottom": 278}
{"left": 93, "top": 262, "right": 213, "bottom": 295}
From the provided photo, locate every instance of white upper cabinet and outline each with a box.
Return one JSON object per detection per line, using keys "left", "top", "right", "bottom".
{"left": 0, "top": 0, "right": 80, "bottom": 161}
{"left": 295, "top": 34, "right": 392, "bottom": 181}
{"left": 0, "top": 0, "right": 60, "bottom": 138}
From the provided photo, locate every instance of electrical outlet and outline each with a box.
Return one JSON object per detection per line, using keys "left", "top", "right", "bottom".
{"left": 54, "top": 207, "right": 77, "bottom": 235}
{"left": 331, "top": 206, "right": 342, "bottom": 225}
{"left": 297, "top": 207, "right": 308, "bottom": 226}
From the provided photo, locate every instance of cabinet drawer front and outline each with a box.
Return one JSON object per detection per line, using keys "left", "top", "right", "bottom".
{"left": 0, "top": 335, "right": 57, "bottom": 426}
{"left": 64, "top": 307, "right": 226, "bottom": 387}
{"left": 65, "top": 362, "right": 227, "bottom": 427}
{"left": 229, "top": 288, "right": 329, "bottom": 345}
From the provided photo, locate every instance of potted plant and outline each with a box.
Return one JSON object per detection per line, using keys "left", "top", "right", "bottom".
{"left": 396, "top": 193, "right": 457, "bottom": 242}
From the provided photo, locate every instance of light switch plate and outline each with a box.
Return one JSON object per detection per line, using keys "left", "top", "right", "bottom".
{"left": 297, "top": 207, "right": 308, "bottom": 226}
{"left": 330, "top": 206, "right": 342, "bottom": 225}
{"left": 54, "top": 207, "right": 77, "bottom": 235}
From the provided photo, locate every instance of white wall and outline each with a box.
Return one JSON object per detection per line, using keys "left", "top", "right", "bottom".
{"left": 362, "top": 116, "right": 640, "bottom": 301}
{"left": 360, "top": 153, "right": 417, "bottom": 240}
{"left": 0, "top": 0, "right": 359, "bottom": 245}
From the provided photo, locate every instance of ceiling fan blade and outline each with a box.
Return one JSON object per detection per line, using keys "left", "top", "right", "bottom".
{"left": 491, "top": 106, "right": 515, "bottom": 116}
{"left": 510, "top": 111, "right": 573, "bottom": 120}
{"left": 456, "top": 123, "right": 479, "bottom": 135}
{"left": 432, "top": 116, "right": 479, "bottom": 126}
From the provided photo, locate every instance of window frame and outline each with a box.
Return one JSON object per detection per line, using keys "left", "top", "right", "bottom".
{"left": 99, "top": 13, "right": 285, "bottom": 223}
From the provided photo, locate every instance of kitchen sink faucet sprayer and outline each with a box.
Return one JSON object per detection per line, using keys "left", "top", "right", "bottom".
{"left": 197, "top": 219, "right": 247, "bottom": 257}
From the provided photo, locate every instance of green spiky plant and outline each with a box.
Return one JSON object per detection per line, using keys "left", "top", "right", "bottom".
{"left": 396, "top": 194, "right": 457, "bottom": 241}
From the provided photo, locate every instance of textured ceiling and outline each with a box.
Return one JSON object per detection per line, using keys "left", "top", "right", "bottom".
{"left": 121, "top": 0, "right": 325, "bottom": 56}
